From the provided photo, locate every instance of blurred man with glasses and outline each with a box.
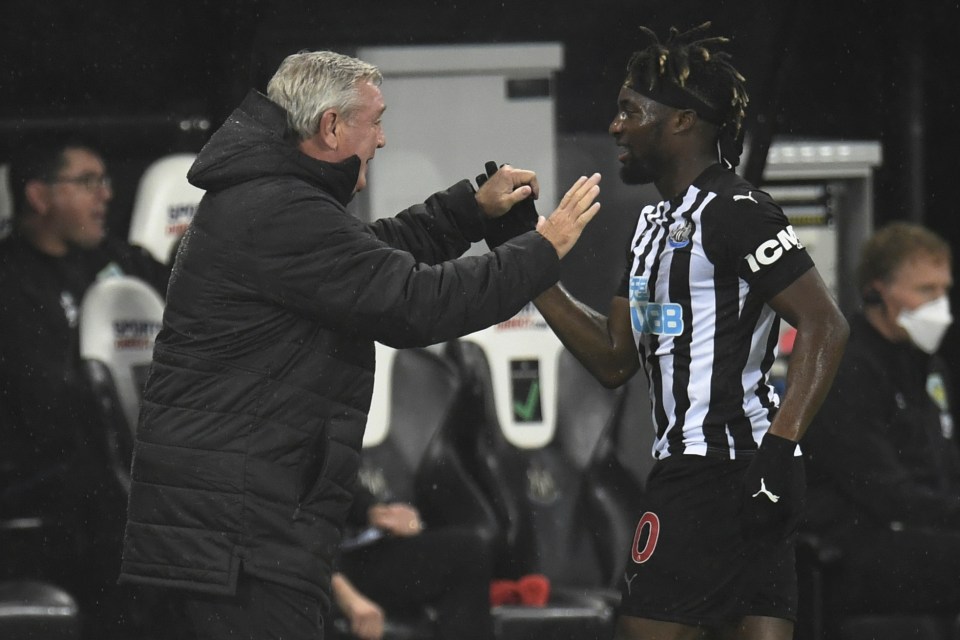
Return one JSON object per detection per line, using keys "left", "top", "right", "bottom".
{"left": 0, "top": 134, "right": 169, "bottom": 640}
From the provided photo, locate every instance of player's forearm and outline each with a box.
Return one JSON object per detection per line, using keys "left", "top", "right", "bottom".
{"left": 534, "top": 284, "right": 638, "bottom": 388}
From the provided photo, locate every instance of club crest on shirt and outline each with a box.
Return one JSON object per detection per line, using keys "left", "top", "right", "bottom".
{"left": 926, "top": 373, "right": 954, "bottom": 439}
{"left": 667, "top": 220, "right": 693, "bottom": 248}
{"left": 928, "top": 373, "right": 949, "bottom": 411}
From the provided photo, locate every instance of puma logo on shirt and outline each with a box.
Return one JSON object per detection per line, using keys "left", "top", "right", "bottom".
{"left": 751, "top": 478, "right": 780, "bottom": 503}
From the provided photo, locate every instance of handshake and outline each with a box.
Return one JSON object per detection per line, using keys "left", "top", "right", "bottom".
{"left": 473, "top": 160, "right": 601, "bottom": 259}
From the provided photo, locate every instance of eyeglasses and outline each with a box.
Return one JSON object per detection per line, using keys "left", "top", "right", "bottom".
{"left": 49, "top": 173, "right": 112, "bottom": 192}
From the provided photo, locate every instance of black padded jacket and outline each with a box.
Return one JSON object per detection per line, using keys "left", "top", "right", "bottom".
{"left": 804, "top": 313, "right": 960, "bottom": 537}
{"left": 118, "top": 90, "right": 560, "bottom": 605}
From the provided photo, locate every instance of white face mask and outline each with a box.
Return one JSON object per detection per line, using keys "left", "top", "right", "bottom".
{"left": 896, "top": 295, "right": 954, "bottom": 354}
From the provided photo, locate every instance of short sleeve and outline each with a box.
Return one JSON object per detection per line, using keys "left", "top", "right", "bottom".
{"left": 703, "top": 189, "right": 814, "bottom": 300}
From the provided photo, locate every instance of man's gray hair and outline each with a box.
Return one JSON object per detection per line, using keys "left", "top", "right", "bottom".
{"left": 267, "top": 51, "right": 382, "bottom": 141}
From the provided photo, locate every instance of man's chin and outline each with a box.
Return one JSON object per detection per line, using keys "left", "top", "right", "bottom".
{"left": 73, "top": 228, "right": 107, "bottom": 250}
{"left": 353, "top": 168, "right": 369, "bottom": 194}
{"left": 73, "top": 238, "right": 104, "bottom": 251}
{"left": 619, "top": 165, "right": 653, "bottom": 186}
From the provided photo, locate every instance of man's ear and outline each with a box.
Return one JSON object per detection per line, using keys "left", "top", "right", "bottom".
{"left": 863, "top": 280, "right": 886, "bottom": 306}
{"left": 317, "top": 110, "right": 340, "bottom": 150}
{"left": 24, "top": 179, "right": 50, "bottom": 216}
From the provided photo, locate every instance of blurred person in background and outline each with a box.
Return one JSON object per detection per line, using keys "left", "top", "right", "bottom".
{"left": 330, "top": 482, "right": 494, "bottom": 640}
{"left": 0, "top": 133, "right": 170, "bottom": 639}
{"left": 804, "top": 222, "right": 960, "bottom": 618}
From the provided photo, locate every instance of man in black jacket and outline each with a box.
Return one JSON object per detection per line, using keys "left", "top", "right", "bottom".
{"left": 0, "top": 134, "right": 170, "bottom": 639}
{"left": 119, "top": 50, "right": 601, "bottom": 639}
{"left": 804, "top": 222, "right": 960, "bottom": 617}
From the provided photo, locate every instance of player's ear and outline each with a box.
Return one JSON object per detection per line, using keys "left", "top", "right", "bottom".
{"left": 675, "top": 109, "right": 698, "bottom": 134}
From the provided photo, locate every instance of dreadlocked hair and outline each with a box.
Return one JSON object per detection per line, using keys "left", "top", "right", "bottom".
{"left": 626, "top": 22, "right": 749, "bottom": 137}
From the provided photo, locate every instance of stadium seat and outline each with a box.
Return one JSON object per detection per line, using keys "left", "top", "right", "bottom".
{"left": 794, "top": 532, "right": 955, "bottom": 640}
{"left": 79, "top": 275, "right": 165, "bottom": 491}
{"left": 360, "top": 343, "right": 501, "bottom": 542}
{"left": 835, "top": 615, "right": 951, "bottom": 640}
{"left": 328, "top": 343, "right": 500, "bottom": 640}
{"left": 127, "top": 153, "right": 203, "bottom": 264}
{"left": 447, "top": 304, "right": 652, "bottom": 640}
{"left": 0, "top": 279, "right": 157, "bottom": 640}
{"left": 0, "top": 516, "right": 82, "bottom": 640}
{"left": 0, "top": 579, "right": 80, "bottom": 640}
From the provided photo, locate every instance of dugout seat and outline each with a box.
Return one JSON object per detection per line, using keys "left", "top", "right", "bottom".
{"left": 79, "top": 275, "right": 165, "bottom": 491}
{"left": 0, "top": 579, "right": 80, "bottom": 640}
{"left": 328, "top": 343, "right": 501, "bottom": 640}
{"left": 792, "top": 533, "right": 954, "bottom": 640}
{"left": 128, "top": 153, "right": 203, "bottom": 264}
{"left": 359, "top": 343, "right": 501, "bottom": 541}
{"left": 0, "top": 516, "right": 81, "bottom": 640}
{"left": 446, "top": 304, "right": 653, "bottom": 640}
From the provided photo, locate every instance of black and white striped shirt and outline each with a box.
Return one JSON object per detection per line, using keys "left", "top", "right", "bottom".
{"left": 619, "top": 164, "right": 814, "bottom": 460}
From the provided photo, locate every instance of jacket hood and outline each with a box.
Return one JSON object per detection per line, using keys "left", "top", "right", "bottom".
{"left": 187, "top": 90, "right": 360, "bottom": 207}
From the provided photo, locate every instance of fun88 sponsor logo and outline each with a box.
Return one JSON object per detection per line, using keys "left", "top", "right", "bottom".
{"left": 629, "top": 276, "right": 683, "bottom": 336}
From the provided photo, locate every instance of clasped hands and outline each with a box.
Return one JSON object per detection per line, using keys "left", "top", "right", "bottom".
{"left": 473, "top": 161, "right": 601, "bottom": 259}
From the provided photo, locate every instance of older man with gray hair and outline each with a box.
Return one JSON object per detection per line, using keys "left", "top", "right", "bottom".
{"left": 119, "top": 50, "right": 601, "bottom": 639}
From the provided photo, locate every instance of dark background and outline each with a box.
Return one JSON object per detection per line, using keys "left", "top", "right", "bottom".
{"left": 2, "top": 0, "right": 959, "bottom": 365}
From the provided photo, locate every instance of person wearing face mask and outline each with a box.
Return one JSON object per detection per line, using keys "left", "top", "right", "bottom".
{"left": 802, "top": 222, "right": 960, "bottom": 619}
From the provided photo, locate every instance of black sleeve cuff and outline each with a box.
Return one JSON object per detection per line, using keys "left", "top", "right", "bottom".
{"left": 443, "top": 179, "right": 485, "bottom": 243}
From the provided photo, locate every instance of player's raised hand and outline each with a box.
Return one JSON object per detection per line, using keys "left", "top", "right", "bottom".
{"left": 536, "top": 173, "right": 601, "bottom": 259}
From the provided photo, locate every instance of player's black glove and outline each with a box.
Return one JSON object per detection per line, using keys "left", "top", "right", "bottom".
{"left": 475, "top": 160, "right": 539, "bottom": 249}
{"left": 740, "top": 432, "right": 805, "bottom": 541}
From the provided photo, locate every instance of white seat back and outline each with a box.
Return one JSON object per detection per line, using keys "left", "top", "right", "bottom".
{"left": 128, "top": 154, "right": 203, "bottom": 263}
{"left": 364, "top": 342, "right": 398, "bottom": 448}
{"left": 79, "top": 276, "right": 165, "bottom": 431}
{"left": 459, "top": 303, "right": 563, "bottom": 449}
